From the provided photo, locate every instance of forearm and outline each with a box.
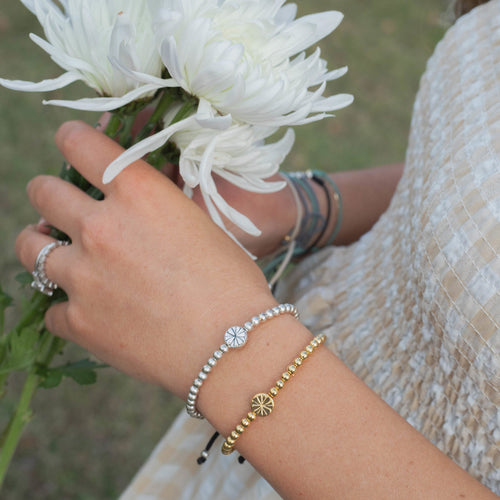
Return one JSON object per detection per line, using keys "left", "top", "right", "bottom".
{"left": 195, "top": 313, "right": 496, "bottom": 499}
{"left": 328, "top": 162, "right": 404, "bottom": 246}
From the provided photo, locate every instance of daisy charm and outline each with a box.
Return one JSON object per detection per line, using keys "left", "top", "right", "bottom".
{"left": 224, "top": 326, "right": 248, "bottom": 348}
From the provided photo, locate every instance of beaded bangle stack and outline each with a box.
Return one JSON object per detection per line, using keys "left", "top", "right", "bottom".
{"left": 186, "top": 304, "right": 299, "bottom": 419}
{"left": 263, "top": 169, "right": 343, "bottom": 286}
{"left": 221, "top": 333, "right": 326, "bottom": 455}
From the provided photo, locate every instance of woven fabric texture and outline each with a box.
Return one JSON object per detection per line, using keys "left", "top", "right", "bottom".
{"left": 121, "top": 2, "right": 500, "bottom": 498}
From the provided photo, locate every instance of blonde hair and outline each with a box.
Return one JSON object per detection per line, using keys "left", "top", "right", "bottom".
{"left": 454, "top": 0, "right": 491, "bottom": 17}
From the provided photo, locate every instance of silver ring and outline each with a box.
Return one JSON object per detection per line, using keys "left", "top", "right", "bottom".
{"left": 31, "top": 240, "right": 69, "bottom": 296}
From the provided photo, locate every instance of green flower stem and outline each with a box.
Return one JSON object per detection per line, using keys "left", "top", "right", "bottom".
{"left": 134, "top": 90, "right": 179, "bottom": 144}
{"left": 172, "top": 99, "right": 196, "bottom": 124}
{"left": 118, "top": 113, "right": 138, "bottom": 149}
{"left": 16, "top": 293, "right": 50, "bottom": 332}
{"left": 145, "top": 99, "right": 195, "bottom": 168}
{"left": 104, "top": 113, "right": 123, "bottom": 138}
{"left": 0, "top": 330, "right": 57, "bottom": 488}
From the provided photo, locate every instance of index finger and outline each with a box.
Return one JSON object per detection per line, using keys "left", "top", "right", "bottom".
{"left": 55, "top": 121, "right": 151, "bottom": 195}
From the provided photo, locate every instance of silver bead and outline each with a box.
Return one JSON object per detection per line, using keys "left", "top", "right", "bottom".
{"left": 198, "top": 371, "right": 208, "bottom": 380}
{"left": 201, "top": 450, "right": 209, "bottom": 459}
{"left": 202, "top": 364, "right": 212, "bottom": 373}
{"left": 194, "top": 378, "right": 203, "bottom": 388}
{"left": 213, "top": 350, "right": 223, "bottom": 360}
{"left": 244, "top": 321, "right": 253, "bottom": 331}
{"left": 189, "top": 386, "right": 199, "bottom": 395}
{"left": 272, "top": 307, "right": 280, "bottom": 316}
{"left": 279, "top": 304, "right": 286, "bottom": 313}
{"left": 259, "top": 313, "right": 267, "bottom": 322}
{"left": 251, "top": 316, "right": 260, "bottom": 326}
{"left": 220, "top": 344, "right": 229, "bottom": 353}
{"left": 265, "top": 310, "right": 274, "bottom": 319}
{"left": 208, "top": 357, "right": 217, "bottom": 367}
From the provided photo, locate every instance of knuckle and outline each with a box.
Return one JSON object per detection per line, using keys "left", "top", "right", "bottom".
{"left": 14, "top": 230, "right": 30, "bottom": 267}
{"left": 78, "top": 212, "right": 109, "bottom": 252}
{"left": 28, "top": 176, "right": 53, "bottom": 210}
{"left": 65, "top": 262, "right": 89, "bottom": 291}
{"left": 65, "top": 302, "right": 86, "bottom": 335}
{"left": 55, "top": 120, "right": 87, "bottom": 155}
{"left": 44, "top": 307, "right": 58, "bottom": 336}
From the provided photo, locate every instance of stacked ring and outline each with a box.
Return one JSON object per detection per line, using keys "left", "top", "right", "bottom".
{"left": 31, "top": 240, "right": 69, "bottom": 297}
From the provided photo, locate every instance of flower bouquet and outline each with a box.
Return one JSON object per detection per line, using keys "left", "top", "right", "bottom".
{"left": 0, "top": 0, "right": 352, "bottom": 488}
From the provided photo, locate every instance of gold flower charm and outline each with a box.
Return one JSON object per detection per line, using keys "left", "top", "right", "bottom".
{"left": 251, "top": 393, "right": 275, "bottom": 417}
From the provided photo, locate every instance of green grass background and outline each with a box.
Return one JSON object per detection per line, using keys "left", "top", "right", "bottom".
{"left": 0, "top": 1, "right": 447, "bottom": 498}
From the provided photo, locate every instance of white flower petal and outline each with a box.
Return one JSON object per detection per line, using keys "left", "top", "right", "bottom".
{"left": 159, "top": 36, "right": 185, "bottom": 85}
{"left": 323, "top": 66, "right": 349, "bottom": 82}
{"left": 109, "top": 57, "right": 178, "bottom": 88}
{"left": 43, "top": 83, "right": 163, "bottom": 111}
{"left": 195, "top": 98, "right": 233, "bottom": 130}
{"left": 281, "top": 12, "right": 343, "bottom": 56}
{"left": 211, "top": 190, "right": 261, "bottom": 236}
{"left": 0, "top": 71, "right": 80, "bottom": 92}
{"left": 311, "top": 93, "right": 354, "bottom": 113}
{"left": 275, "top": 3, "right": 297, "bottom": 24}
{"left": 103, "top": 115, "right": 197, "bottom": 183}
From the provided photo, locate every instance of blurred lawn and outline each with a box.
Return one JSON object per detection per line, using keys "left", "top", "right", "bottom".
{"left": 0, "top": 0, "right": 447, "bottom": 498}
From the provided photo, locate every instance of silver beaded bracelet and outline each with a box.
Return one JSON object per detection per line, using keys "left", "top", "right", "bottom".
{"left": 186, "top": 303, "right": 299, "bottom": 419}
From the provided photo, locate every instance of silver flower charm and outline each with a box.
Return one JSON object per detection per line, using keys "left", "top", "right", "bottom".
{"left": 224, "top": 326, "right": 248, "bottom": 349}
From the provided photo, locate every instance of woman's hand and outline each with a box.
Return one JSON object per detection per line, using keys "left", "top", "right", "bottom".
{"left": 15, "top": 120, "right": 275, "bottom": 398}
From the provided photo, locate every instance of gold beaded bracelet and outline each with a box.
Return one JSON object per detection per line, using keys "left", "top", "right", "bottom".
{"left": 221, "top": 333, "right": 327, "bottom": 455}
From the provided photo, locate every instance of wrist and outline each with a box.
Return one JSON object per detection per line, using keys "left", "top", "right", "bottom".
{"left": 195, "top": 310, "right": 313, "bottom": 435}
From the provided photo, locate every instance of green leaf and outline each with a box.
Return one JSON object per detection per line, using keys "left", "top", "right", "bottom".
{"left": 0, "top": 327, "right": 40, "bottom": 375}
{"left": 0, "top": 284, "right": 13, "bottom": 336}
{"left": 39, "top": 359, "right": 107, "bottom": 389}
{"left": 38, "top": 369, "right": 63, "bottom": 389}
{"left": 15, "top": 272, "right": 33, "bottom": 288}
{"left": 0, "top": 286, "right": 12, "bottom": 311}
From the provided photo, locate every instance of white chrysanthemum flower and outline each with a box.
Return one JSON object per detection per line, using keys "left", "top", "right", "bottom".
{"left": 105, "top": 104, "right": 294, "bottom": 239}
{"left": 124, "top": 0, "right": 353, "bottom": 129}
{"left": 175, "top": 123, "right": 295, "bottom": 238}
{"left": 103, "top": 0, "right": 353, "bottom": 183}
{"left": 0, "top": 0, "right": 175, "bottom": 111}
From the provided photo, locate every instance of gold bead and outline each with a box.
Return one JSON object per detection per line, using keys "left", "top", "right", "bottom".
{"left": 306, "top": 345, "right": 314, "bottom": 353}
{"left": 241, "top": 418, "right": 250, "bottom": 427}
{"left": 288, "top": 364, "right": 297, "bottom": 374}
{"left": 295, "top": 357, "right": 303, "bottom": 366}
{"left": 269, "top": 387, "right": 278, "bottom": 397}
{"left": 311, "top": 339, "right": 319, "bottom": 348}
{"left": 247, "top": 412, "right": 257, "bottom": 421}
{"left": 226, "top": 436, "right": 236, "bottom": 445}
{"left": 276, "top": 379, "right": 285, "bottom": 389}
{"left": 236, "top": 425, "right": 245, "bottom": 434}
{"left": 282, "top": 372, "right": 291, "bottom": 381}
{"left": 222, "top": 443, "right": 234, "bottom": 455}
{"left": 300, "top": 351, "right": 308, "bottom": 359}
{"left": 231, "top": 431, "right": 240, "bottom": 440}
